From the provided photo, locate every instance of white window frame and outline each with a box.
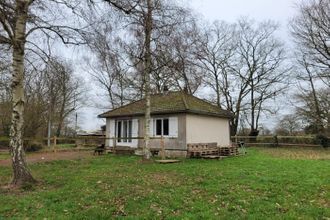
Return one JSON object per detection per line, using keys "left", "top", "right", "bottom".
{"left": 116, "top": 119, "right": 132, "bottom": 143}
{"left": 153, "top": 118, "right": 170, "bottom": 137}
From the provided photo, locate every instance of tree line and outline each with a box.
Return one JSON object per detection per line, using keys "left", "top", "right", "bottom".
{"left": 0, "top": 0, "right": 329, "bottom": 187}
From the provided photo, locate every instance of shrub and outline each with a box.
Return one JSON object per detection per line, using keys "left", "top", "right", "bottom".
{"left": 315, "top": 134, "right": 329, "bottom": 148}
{"left": 24, "top": 141, "right": 43, "bottom": 152}
{"left": 0, "top": 138, "right": 9, "bottom": 149}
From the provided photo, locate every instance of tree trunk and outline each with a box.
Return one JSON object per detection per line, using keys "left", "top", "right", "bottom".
{"left": 214, "top": 74, "right": 221, "bottom": 108}
{"left": 230, "top": 117, "right": 238, "bottom": 136}
{"left": 230, "top": 91, "right": 245, "bottom": 136}
{"left": 143, "top": 0, "right": 153, "bottom": 160}
{"left": 250, "top": 82, "right": 255, "bottom": 133}
{"left": 56, "top": 98, "right": 66, "bottom": 137}
{"left": 307, "top": 69, "right": 324, "bottom": 133}
{"left": 10, "top": 0, "right": 36, "bottom": 186}
{"left": 248, "top": 82, "right": 259, "bottom": 142}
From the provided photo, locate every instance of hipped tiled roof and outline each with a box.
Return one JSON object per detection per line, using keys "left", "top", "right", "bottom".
{"left": 98, "top": 91, "right": 232, "bottom": 118}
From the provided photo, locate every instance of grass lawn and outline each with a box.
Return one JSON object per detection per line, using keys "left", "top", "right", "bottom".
{"left": 55, "top": 144, "right": 77, "bottom": 149}
{"left": 0, "top": 147, "right": 329, "bottom": 219}
{"left": 0, "top": 152, "right": 10, "bottom": 160}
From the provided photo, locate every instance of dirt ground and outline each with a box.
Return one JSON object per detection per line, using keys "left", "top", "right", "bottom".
{"left": 0, "top": 150, "right": 94, "bottom": 167}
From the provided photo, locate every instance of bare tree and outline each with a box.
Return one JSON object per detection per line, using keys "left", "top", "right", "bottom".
{"left": 296, "top": 57, "right": 324, "bottom": 133}
{"left": 0, "top": 0, "right": 38, "bottom": 186}
{"left": 43, "top": 58, "right": 84, "bottom": 137}
{"left": 95, "top": 0, "right": 153, "bottom": 159}
{"left": 98, "top": 0, "right": 191, "bottom": 159}
{"left": 84, "top": 12, "right": 138, "bottom": 109}
{"left": 23, "top": 68, "right": 48, "bottom": 137}
{"left": 0, "top": 0, "right": 87, "bottom": 187}
{"left": 290, "top": 0, "right": 330, "bottom": 135}
{"left": 198, "top": 19, "right": 289, "bottom": 136}
{"left": 295, "top": 87, "right": 330, "bottom": 134}
{"left": 275, "top": 114, "right": 302, "bottom": 135}
{"left": 196, "top": 21, "right": 237, "bottom": 107}
{"left": 235, "top": 19, "right": 290, "bottom": 137}
{"left": 195, "top": 20, "right": 249, "bottom": 135}
{"left": 291, "top": 0, "right": 330, "bottom": 86}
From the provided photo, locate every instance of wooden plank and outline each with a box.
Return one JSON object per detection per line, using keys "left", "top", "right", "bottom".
{"left": 201, "top": 155, "right": 222, "bottom": 159}
{"left": 155, "top": 159, "right": 180, "bottom": 164}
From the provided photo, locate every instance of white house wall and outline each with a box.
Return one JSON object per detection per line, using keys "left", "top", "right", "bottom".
{"left": 186, "top": 114, "right": 231, "bottom": 146}
{"left": 105, "top": 118, "right": 111, "bottom": 147}
{"left": 105, "top": 118, "right": 115, "bottom": 147}
{"left": 106, "top": 114, "right": 230, "bottom": 150}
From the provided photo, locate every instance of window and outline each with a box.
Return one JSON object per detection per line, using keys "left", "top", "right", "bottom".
{"left": 154, "top": 118, "right": 169, "bottom": 136}
{"left": 116, "top": 120, "right": 132, "bottom": 143}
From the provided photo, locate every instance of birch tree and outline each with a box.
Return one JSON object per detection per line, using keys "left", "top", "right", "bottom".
{"left": 0, "top": 0, "right": 37, "bottom": 186}
{"left": 99, "top": 0, "right": 189, "bottom": 159}
{"left": 97, "top": 0, "right": 151, "bottom": 159}
{"left": 0, "top": 0, "right": 86, "bottom": 187}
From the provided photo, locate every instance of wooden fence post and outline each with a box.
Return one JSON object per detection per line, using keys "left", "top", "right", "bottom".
{"left": 273, "top": 135, "right": 279, "bottom": 148}
{"left": 160, "top": 136, "right": 165, "bottom": 160}
{"left": 113, "top": 137, "right": 117, "bottom": 154}
{"left": 53, "top": 136, "right": 57, "bottom": 153}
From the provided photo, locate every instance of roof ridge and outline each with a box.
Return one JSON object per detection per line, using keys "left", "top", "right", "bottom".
{"left": 99, "top": 90, "right": 232, "bottom": 118}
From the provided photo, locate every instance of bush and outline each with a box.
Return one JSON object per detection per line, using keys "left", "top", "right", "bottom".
{"left": 315, "top": 134, "right": 329, "bottom": 148}
{"left": 24, "top": 141, "right": 43, "bottom": 152}
{"left": 57, "top": 138, "right": 76, "bottom": 145}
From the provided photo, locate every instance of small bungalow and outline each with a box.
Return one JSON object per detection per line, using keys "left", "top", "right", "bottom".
{"left": 98, "top": 91, "right": 232, "bottom": 157}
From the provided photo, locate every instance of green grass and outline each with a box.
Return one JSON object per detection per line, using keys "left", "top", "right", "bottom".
{"left": 0, "top": 148, "right": 329, "bottom": 219}
{"left": 0, "top": 152, "right": 10, "bottom": 160}
{"left": 55, "top": 144, "right": 77, "bottom": 149}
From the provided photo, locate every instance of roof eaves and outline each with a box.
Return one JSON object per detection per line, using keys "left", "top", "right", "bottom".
{"left": 101, "top": 110, "right": 188, "bottom": 118}
{"left": 186, "top": 110, "right": 233, "bottom": 118}
{"left": 98, "top": 98, "right": 145, "bottom": 118}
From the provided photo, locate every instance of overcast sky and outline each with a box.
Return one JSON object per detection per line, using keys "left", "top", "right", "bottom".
{"left": 80, "top": 0, "right": 301, "bottom": 132}
{"left": 189, "top": 0, "right": 298, "bottom": 22}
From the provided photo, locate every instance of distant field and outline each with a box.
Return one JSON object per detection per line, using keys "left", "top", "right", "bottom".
{"left": 257, "top": 146, "right": 330, "bottom": 160}
{"left": 0, "top": 147, "right": 329, "bottom": 219}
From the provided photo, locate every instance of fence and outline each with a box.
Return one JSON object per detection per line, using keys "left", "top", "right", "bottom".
{"left": 230, "top": 135, "right": 328, "bottom": 148}
{"left": 0, "top": 136, "right": 177, "bottom": 153}
{"left": 1, "top": 135, "right": 328, "bottom": 152}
